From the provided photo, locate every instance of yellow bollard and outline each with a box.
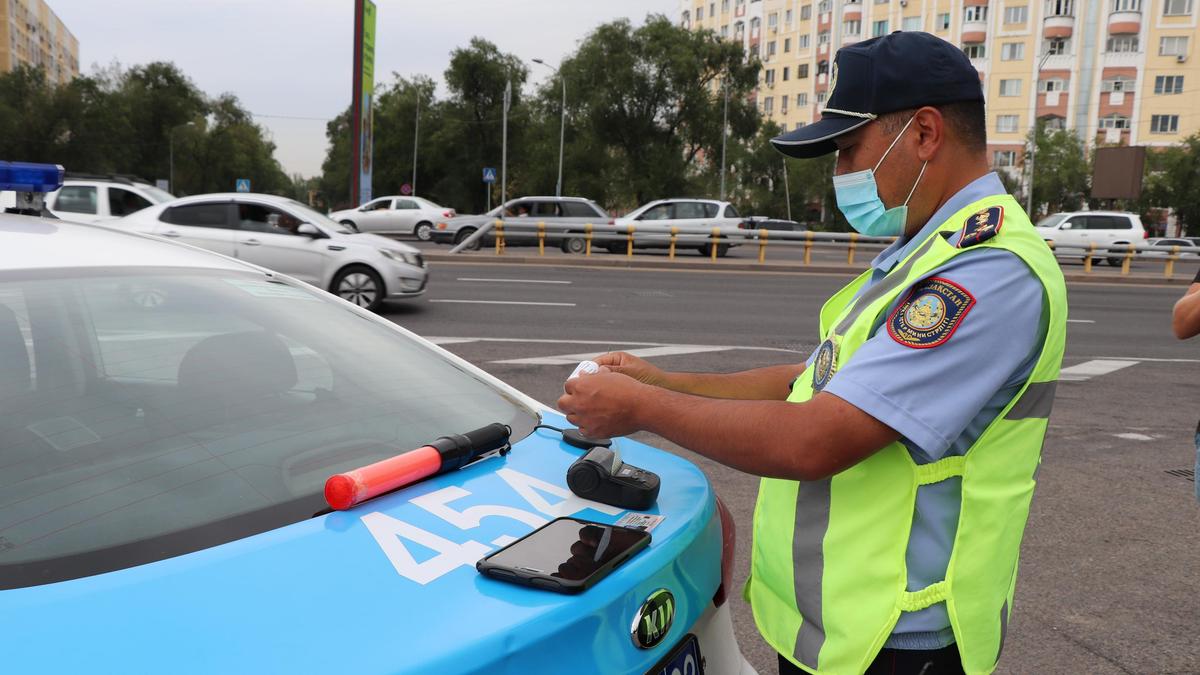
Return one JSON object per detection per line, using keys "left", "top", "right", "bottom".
{"left": 626, "top": 224, "right": 635, "bottom": 257}
{"left": 1121, "top": 243, "right": 1134, "bottom": 276}
{"left": 537, "top": 221, "right": 545, "bottom": 256}
{"left": 758, "top": 229, "right": 768, "bottom": 263}
{"left": 710, "top": 227, "right": 721, "bottom": 262}
{"left": 847, "top": 233, "right": 858, "bottom": 265}
{"left": 1165, "top": 245, "right": 1180, "bottom": 278}
{"left": 495, "top": 219, "right": 504, "bottom": 255}
{"left": 669, "top": 226, "right": 678, "bottom": 260}
{"left": 1083, "top": 242, "right": 1096, "bottom": 273}
{"left": 804, "top": 231, "right": 813, "bottom": 265}
{"left": 584, "top": 223, "right": 593, "bottom": 256}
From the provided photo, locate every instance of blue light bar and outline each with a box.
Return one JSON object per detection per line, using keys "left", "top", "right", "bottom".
{"left": 0, "top": 161, "right": 65, "bottom": 193}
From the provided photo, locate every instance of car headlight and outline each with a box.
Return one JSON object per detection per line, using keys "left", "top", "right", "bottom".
{"left": 380, "top": 249, "right": 423, "bottom": 267}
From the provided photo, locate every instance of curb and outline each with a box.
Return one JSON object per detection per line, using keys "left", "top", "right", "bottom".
{"left": 421, "top": 253, "right": 1192, "bottom": 286}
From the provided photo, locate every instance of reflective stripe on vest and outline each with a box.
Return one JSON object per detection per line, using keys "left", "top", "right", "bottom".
{"left": 747, "top": 195, "right": 1067, "bottom": 675}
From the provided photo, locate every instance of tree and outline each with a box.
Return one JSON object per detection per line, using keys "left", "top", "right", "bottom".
{"left": 1141, "top": 133, "right": 1200, "bottom": 236}
{"left": 1024, "top": 122, "right": 1090, "bottom": 218}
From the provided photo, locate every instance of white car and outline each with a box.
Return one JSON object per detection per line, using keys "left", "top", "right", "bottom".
{"left": 45, "top": 175, "right": 175, "bottom": 224}
{"left": 1140, "top": 237, "right": 1200, "bottom": 258}
{"left": 1035, "top": 211, "right": 1146, "bottom": 265}
{"left": 330, "top": 195, "right": 456, "bottom": 240}
{"left": 611, "top": 198, "right": 747, "bottom": 257}
{"left": 112, "top": 192, "right": 427, "bottom": 311}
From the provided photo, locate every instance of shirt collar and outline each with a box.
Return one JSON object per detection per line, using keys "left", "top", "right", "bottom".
{"left": 870, "top": 172, "right": 1008, "bottom": 273}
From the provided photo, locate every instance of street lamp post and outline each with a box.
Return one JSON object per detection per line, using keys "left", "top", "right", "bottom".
{"left": 533, "top": 58, "right": 566, "bottom": 197}
{"left": 412, "top": 93, "right": 420, "bottom": 195}
{"left": 720, "top": 78, "right": 729, "bottom": 201}
{"left": 1026, "top": 51, "right": 1052, "bottom": 218}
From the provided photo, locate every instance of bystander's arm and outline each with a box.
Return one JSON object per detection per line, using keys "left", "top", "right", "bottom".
{"left": 1172, "top": 271, "right": 1200, "bottom": 339}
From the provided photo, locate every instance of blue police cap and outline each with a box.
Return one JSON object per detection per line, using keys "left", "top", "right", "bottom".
{"left": 772, "top": 31, "right": 985, "bottom": 159}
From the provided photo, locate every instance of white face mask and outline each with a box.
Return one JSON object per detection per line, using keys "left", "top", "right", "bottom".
{"left": 831, "top": 115, "right": 928, "bottom": 237}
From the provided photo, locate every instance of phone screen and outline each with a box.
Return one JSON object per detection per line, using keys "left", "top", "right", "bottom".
{"left": 484, "top": 518, "right": 649, "bottom": 582}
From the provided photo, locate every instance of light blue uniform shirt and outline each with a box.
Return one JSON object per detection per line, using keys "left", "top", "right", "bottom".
{"left": 819, "top": 173, "right": 1048, "bottom": 650}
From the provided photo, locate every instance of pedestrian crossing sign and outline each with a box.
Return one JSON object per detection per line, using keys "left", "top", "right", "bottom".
{"left": 236, "top": 178, "right": 251, "bottom": 193}
{"left": 482, "top": 168, "right": 497, "bottom": 184}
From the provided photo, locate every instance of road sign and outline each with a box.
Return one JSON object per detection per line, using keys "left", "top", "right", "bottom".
{"left": 400, "top": 183, "right": 412, "bottom": 196}
{"left": 482, "top": 167, "right": 497, "bottom": 184}
{"left": 155, "top": 179, "right": 170, "bottom": 192}
{"left": 236, "top": 178, "right": 251, "bottom": 193}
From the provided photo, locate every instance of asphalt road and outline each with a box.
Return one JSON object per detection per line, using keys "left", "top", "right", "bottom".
{"left": 382, "top": 261, "right": 1199, "bottom": 674}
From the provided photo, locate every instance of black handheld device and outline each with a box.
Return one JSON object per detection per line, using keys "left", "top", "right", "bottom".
{"left": 476, "top": 517, "right": 651, "bottom": 594}
{"left": 566, "top": 446, "right": 660, "bottom": 510}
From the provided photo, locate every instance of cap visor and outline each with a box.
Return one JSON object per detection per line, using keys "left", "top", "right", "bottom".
{"left": 770, "top": 114, "right": 872, "bottom": 158}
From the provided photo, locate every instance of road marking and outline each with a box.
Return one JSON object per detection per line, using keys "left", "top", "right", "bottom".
{"left": 421, "top": 336, "right": 805, "bottom": 354}
{"left": 1094, "top": 356, "right": 1200, "bottom": 363}
{"left": 429, "top": 300, "right": 577, "bottom": 307}
{"left": 493, "top": 344, "right": 734, "bottom": 366}
{"left": 456, "top": 277, "right": 572, "bottom": 284}
{"left": 1059, "top": 359, "right": 1139, "bottom": 381}
{"left": 1066, "top": 319, "right": 1095, "bottom": 323}
{"left": 1114, "top": 432, "right": 1155, "bottom": 441}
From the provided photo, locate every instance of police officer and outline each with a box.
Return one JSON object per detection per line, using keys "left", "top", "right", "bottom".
{"left": 559, "top": 32, "right": 1068, "bottom": 675}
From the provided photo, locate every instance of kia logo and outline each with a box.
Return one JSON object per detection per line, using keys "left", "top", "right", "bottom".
{"left": 631, "top": 589, "right": 675, "bottom": 649}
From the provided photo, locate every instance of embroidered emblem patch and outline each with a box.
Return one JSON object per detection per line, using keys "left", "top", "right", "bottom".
{"left": 811, "top": 337, "right": 839, "bottom": 392}
{"left": 957, "top": 206, "right": 1004, "bottom": 248}
{"left": 887, "top": 278, "right": 976, "bottom": 349}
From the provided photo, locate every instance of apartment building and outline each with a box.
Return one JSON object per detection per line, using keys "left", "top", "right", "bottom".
{"left": 0, "top": 0, "right": 78, "bottom": 86}
{"left": 682, "top": 0, "right": 1199, "bottom": 172}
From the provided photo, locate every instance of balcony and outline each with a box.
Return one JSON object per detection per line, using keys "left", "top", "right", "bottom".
{"left": 1043, "top": 15, "right": 1074, "bottom": 38}
{"left": 1101, "top": 51, "right": 1141, "bottom": 67}
{"left": 962, "top": 21, "right": 988, "bottom": 43}
{"left": 1108, "top": 11, "right": 1141, "bottom": 35}
{"left": 842, "top": 3, "right": 862, "bottom": 20}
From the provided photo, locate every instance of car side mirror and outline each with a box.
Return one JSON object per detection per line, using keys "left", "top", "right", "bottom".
{"left": 1059, "top": 222, "right": 1073, "bottom": 230}
{"left": 297, "top": 223, "right": 326, "bottom": 238}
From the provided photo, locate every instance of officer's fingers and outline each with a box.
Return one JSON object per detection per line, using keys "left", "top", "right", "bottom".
{"left": 593, "top": 351, "right": 629, "bottom": 367}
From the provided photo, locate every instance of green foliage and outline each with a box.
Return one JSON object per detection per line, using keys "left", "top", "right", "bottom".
{"left": 1141, "top": 133, "right": 1200, "bottom": 235}
{"left": 1024, "top": 122, "right": 1090, "bottom": 218}
{"left": 0, "top": 62, "right": 288, "bottom": 196}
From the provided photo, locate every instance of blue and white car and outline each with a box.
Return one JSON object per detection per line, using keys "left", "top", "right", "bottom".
{"left": 0, "top": 162, "right": 754, "bottom": 674}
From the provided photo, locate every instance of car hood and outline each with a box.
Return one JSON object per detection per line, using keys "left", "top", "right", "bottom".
{"left": 0, "top": 412, "right": 720, "bottom": 674}
{"left": 331, "top": 229, "right": 420, "bottom": 253}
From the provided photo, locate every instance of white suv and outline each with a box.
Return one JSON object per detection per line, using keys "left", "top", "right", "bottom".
{"left": 611, "top": 198, "right": 746, "bottom": 257}
{"left": 1035, "top": 211, "right": 1146, "bottom": 265}
{"left": 45, "top": 175, "right": 176, "bottom": 224}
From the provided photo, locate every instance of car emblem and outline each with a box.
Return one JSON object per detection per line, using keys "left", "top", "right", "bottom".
{"left": 631, "top": 589, "right": 675, "bottom": 649}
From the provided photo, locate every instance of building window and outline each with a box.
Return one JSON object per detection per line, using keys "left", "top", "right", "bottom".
{"left": 902, "top": 16, "right": 923, "bottom": 31}
{"left": 1042, "top": 115, "right": 1065, "bottom": 130}
{"left": 1004, "top": 6, "right": 1028, "bottom": 23}
{"left": 817, "top": 91, "right": 827, "bottom": 103}
{"left": 765, "top": 96, "right": 774, "bottom": 114}
{"left": 1099, "top": 114, "right": 1130, "bottom": 129}
{"left": 963, "top": 44, "right": 987, "bottom": 59}
{"left": 697, "top": 6, "right": 704, "bottom": 20}
{"left": 1106, "top": 36, "right": 1140, "bottom": 52}
{"left": 873, "top": 20, "right": 889, "bottom": 36}
{"left": 711, "top": 3, "right": 716, "bottom": 17}
{"left": 1151, "top": 114, "right": 1180, "bottom": 133}
{"left": 768, "top": 12, "right": 778, "bottom": 28}
{"left": 993, "top": 150, "right": 1018, "bottom": 167}
{"left": 750, "top": 17, "right": 761, "bottom": 35}
{"left": 817, "top": 60, "right": 829, "bottom": 75}
{"left": 1155, "top": 75, "right": 1184, "bottom": 94}
{"left": 1100, "top": 76, "right": 1135, "bottom": 92}
{"left": 818, "top": 0, "right": 832, "bottom": 12}
{"left": 997, "top": 115, "right": 1020, "bottom": 133}
{"left": 767, "top": 41, "right": 777, "bottom": 57}
{"left": 721, "top": 25, "right": 729, "bottom": 37}
{"left": 1044, "top": 37, "right": 1069, "bottom": 55}
{"left": 798, "top": 92, "right": 808, "bottom": 106}
{"left": 683, "top": 10, "right": 692, "bottom": 27}
{"left": 1039, "top": 78, "right": 1067, "bottom": 92}
{"left": 786, "top": 9, "right": 793, "bottom": 23}
{"left": 964, "top": 6, "right": 988, "bottom": 22}
{"left": 844, "top": 20, "right": 862, "bottom": 35}
{"left": 784, "top": 37, "right": 792, "bottom": 52}
{"left": 801, "top": 4, "right": 812, "bottom": 20}
{"left": 818, "top": 30, "right": 830, "bottom": 45}
{"left": 799, "top": 34, "right": 810, "bottom": 49}
{"left": 781, "top": 96, "right": 789, "bottom": 114}
{"left": 1110, "top": 0, "right": 1141, "bottom": 10}
{"left": 723, "top": 0, "right": 731, "bottom": 11}
{"left": 1160, "top": 36, "right": 1190, "bottom": 57}
{"left": 875, "top": 0, "right": 889, "bottom": 4}
{"left": 1163, "top": 0, "right": 1192, "bottom": 15}
{"left": 938, "top": 13, "right": 951, "bottom": 30}
{"left": 1001, "top": 42, "right": 1026, "bottom": 60}
{"left": 1000, "top": 79, "right": 1022, "bottom": 96}
{"left": 1045, "top": 0, "right": 1074, "bottom": 17}
{"left": 735, "top": 20, "right": 745, "bottom": 38}
{"left": 783, "top": 66, "right": 790, "bottom": 81}
{"left": 799, "top": 63, "right": 810, "bottom": 78}
{"left": 765, "top": 69, "right": 776, "bottom": 85}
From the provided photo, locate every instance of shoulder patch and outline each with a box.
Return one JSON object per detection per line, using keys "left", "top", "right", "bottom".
{"left": 887, "top": 277, "right": 976, "bottom": 349}
{"left": 811, "top": 337, "right": 839, "bottom": 392}
{"left": 957, "top": 205, "right": 1004, "bottom": 248}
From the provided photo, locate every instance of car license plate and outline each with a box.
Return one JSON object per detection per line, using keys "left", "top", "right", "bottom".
{"left": 646, "top": 634, "right": 703, "bottom": 675}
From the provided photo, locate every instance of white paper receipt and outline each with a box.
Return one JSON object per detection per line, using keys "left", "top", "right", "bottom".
{"left": 615, "top": 513, "right": 666, "bottom": 532}
{"left": 567, "top": 360, "right": 600, "bottom": 381}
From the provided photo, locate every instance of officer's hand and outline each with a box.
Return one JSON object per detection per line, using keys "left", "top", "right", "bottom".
{"left": 558, "top": 370, "right": 647, "bottom": 439}
{"left": 593, "top": 352, "right": 666, "bottom": 387}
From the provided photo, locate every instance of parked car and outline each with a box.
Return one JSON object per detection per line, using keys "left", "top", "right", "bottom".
{"left": 329, "top": 195, "right": 456, "bottom": 240}
{"left": 1140, "top": 237, "right": 1200, "bottom": 258}
{"left": 111, "top": 192, "right": 427, "bottom": 311}
{"left": 0, "top": 191, "right": 754, "bottom": 674}
{"left": 738, "top": 217, "right": 808, "bottom": 239}
{"left": 2, "top": 173, "right": 175, "bottom": 224}
{"left": 432, "top": 196, "right": 610, "bottom": 254}
{"left": 1035, "top": 211, "right": 1147, "bottom": 266}
{"left": 611, "top": 199, "right": 747, "bottom": 257}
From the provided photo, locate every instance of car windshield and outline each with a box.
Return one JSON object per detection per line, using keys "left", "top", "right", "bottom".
{"left": 138, "top": 185, "right": 176, "bottom": 203}
{"left": 1036, "top": 214, "right": 1067, "bottom": 228}
{"left": 0, "top": 268, "right": 537, "bottom": 589}
{"left": 285, "top": 199, "right": 354, "bottom": 234}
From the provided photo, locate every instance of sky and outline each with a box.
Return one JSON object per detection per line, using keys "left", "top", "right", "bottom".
{"left": 51, "top": 0, "right": 678, "bottom": 178}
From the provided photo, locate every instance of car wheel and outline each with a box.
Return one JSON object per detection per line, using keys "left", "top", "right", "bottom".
{"left": 562, "top": 233, "right": 587, "bottom": 254}
{"left": 331, "top": 265, "right": 385, "bottom": 312}
{"left": 454, "top": 227, "right": 481, "bottom": 250}
{"left": 698, "top": 243, "right": 730, "bottom": 258}
{"left": 339, "top": 219, "right": 357, "bottom": 230}
{"left": 414, "top": 221, "right": 433, "bottom": 241}
{"left": 1106, "top": 257, "right": 1123, "bottom": 267}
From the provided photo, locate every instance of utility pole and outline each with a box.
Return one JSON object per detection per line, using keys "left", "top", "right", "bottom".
{"left": 783, "top": 158, "right": 792, "bottom": 221}
{"left": 533, "top": 58, "right": 568, "bottom": 197}
{"left": 720, "top": 78, "right": 729, "bottom": 201}
{"left": 501, "top": 79, "right": 510, "bottom": 207}
{"left": 412, "top": 93, "right": 420, "bottom": 195}
{"left": 1026, "top": 50, "right": 1052, "bottom": 218}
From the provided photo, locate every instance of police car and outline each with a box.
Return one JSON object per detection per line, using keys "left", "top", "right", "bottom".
{"left": 0, "top": 162, "right": 754, "bottom": 674}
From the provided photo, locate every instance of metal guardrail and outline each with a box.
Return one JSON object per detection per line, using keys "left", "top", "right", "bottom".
{"left": 446, "top": 220, "right": 1196, "bottom": 278}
